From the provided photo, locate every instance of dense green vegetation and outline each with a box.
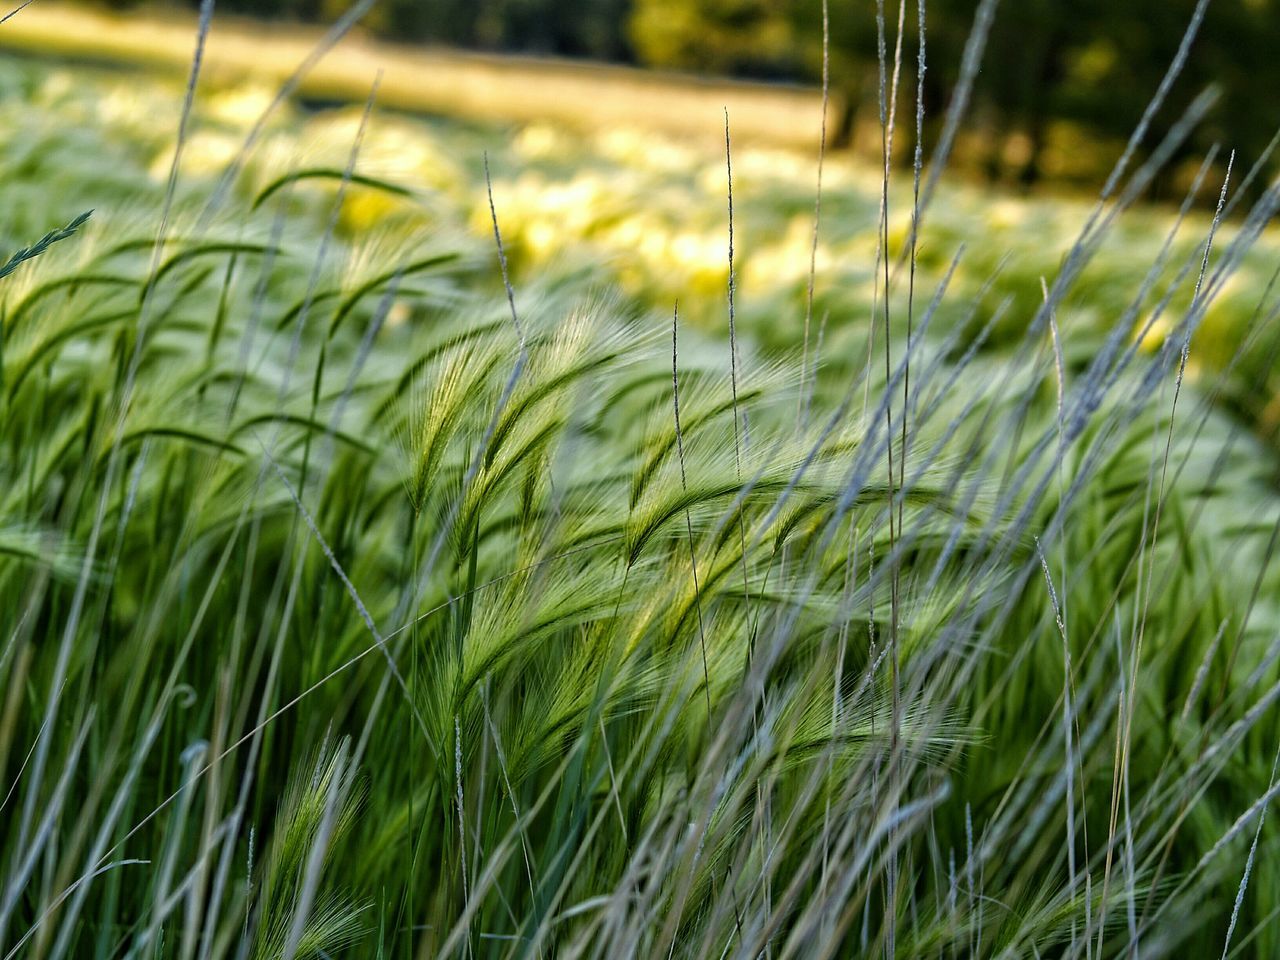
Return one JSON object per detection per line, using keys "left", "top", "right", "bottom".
{"left": 1, "top": 31, "right": 1280, "bottom": 960}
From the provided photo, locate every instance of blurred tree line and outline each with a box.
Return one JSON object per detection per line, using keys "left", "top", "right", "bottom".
{"left": 134, "top": 0, "right": 1277, "bottom": 187}
{"left": 626, "top": 0, "right": 1278, "bottom": 188}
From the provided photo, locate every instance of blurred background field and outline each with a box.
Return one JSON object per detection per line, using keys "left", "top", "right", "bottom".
{"left": 6, "top": 0, "right": 1278, "bottom": 193}
{"left": 1, "top": 19, "right": 1276, "bottom": 443}
{"left": 0, "top": 2, "right": 832, "bottom": 149}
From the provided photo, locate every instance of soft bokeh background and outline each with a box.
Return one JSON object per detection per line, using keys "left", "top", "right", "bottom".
{"left": 1, "top": 1, "right": 1277, "bottom": 435}
{"left": 80, "top": 0, "right": 1280, "bottom": 194}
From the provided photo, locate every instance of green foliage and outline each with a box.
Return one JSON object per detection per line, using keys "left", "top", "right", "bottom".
{"left": 1, "top": 42, "right": 1280, "bottom": 960}
{"left": 629, "top": 0, "right": 1280, "bottom": 183}
{"left": 0, "top": 210, "right": 93, "bottom": 282}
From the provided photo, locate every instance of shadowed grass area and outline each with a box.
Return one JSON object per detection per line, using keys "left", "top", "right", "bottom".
{"left": 1, "top": 15, "right": 1280, "bottom": 960}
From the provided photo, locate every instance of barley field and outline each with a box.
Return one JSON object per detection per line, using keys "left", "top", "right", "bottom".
{"left": 2, "top": 30, "right": 1280, "bottom": 960}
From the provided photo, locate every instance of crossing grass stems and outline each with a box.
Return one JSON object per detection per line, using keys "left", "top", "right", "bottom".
{"left": 2, "top": 1, "right": 1280, "bottom": 958}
